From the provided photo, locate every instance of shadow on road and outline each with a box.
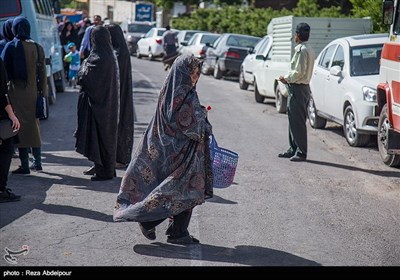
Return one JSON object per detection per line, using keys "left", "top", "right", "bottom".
{"left": 306, "top": 160, "right": 400, "bottom": 177}
{"left": 207, "top": 194, "right": 237, "bottom": 205}
{"left": 133, "top": 242, "right": 321, "bottom": 266}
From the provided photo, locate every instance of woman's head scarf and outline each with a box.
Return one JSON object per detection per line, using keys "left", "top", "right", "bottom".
{"left": 1, "top": 17, "right": 31, "bottom": 82}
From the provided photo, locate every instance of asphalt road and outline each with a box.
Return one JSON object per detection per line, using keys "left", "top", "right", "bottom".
{"left": 0, "top": 56, "right": 399, "bottom": 268}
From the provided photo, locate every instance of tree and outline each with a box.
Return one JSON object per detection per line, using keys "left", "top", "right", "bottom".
{"left": 349, "top": 0, "right": 385, "bottom": 32}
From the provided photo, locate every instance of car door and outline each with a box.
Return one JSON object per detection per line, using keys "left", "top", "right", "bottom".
{"left": 324, "top": 44, "right": 346, "bottom": 121}
{"left": 244, "top": 36, "right": 271, "bottom": 82}
{"left": 138, "top": 28, "right": 154, "bottom": 55}
{"left": 207, "top": 35, "right": 224, "bottom": 70}
{"left": 311, "top": 44, "right": 337, "bottom": 113}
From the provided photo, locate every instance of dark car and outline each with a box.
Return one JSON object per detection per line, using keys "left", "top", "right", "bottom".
{"left": 120, "top": 21, "right": 155, "bottom": 55}
{"left": 201, "top": 33, "right": 261, "bottom": 79}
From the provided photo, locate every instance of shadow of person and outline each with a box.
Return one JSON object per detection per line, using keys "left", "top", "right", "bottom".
{"left": 35, "top": 204, "right": 113, "bottom": 222}
{"left": 206, "top": 194, "right": 237, "bottom": 205}
{"left": 133, "top": 242, "right": 321, "bottom": 266}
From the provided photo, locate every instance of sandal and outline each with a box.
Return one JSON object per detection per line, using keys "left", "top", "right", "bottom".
{"left": 167, "top": 235, "right": 200, "bottom": 245}
{"left": 139, "top": 224, "right": 156, "bottom": 240}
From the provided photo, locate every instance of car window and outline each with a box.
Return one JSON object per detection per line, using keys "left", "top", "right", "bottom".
{"left": 187, "top": 34, "right": 198, "bottom": 45}
{"left": 212, "top": 36, "right": 222, "bottom": 48}
{"left": 319, "top": 44, "right": 337, "bottom": 69}
{"left": 157, "top": 30, "right": 166, "bottom": 36}
{"left": 350, "top": 44, "right": 383, "bottom": 76}
{"left": 266, "top": 48, "right": 273, "bottom": 60}
{"left": 257, "top": 37, "right": 270, "bottom": 54}
{"left": 128, "top": 24, "right": 153, "bottom": 33}
{"left": 331, "top": 45, "right": 345, "bottom": 70}
{"left": 146, "top": 29, "right": 154, "bottom": 38}
{"left": 200, "top": 34, "right": 219, "bottom": 45}
{"left": 227, "top": 35, "right": 260, "bottom": 48}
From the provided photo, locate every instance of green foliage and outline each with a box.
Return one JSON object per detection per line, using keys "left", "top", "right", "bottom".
{"left": 349, "top": 0, "right": 386, "bottom": 33}
{"left": 170, "top": 0, "right": 365, "bottom": 36}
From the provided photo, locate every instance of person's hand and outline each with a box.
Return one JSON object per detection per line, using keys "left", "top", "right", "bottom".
{"left": 9, "top": 114, "right": 20, "bottom": 131}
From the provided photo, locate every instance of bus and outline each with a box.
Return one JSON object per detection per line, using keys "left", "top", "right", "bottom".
{"left": 0, "top": 0, "right": 66, "bottom": 107}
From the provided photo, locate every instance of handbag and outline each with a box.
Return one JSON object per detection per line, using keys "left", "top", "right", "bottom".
{"left": 34, "top": 43, "right": 47, "bottom": 120}
{"left": 0, "top": 119, "right": 18, "bottom": 140}
{"left": 209, "top": 134, "right": 239, "bottom": 188}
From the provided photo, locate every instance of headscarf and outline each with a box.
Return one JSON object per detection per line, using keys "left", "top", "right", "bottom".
{"left": 0, "top": 18, "right": 14, "bottom": 53}
{"left": 1, "top": 17, "right": 31, "bottom": 82}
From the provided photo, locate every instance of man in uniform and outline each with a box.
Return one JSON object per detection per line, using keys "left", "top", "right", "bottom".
{"left": 278, "top": 23, "right": 315, "bottom": 162}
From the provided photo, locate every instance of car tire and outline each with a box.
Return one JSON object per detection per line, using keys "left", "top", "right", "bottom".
{"left": 201, "top": 61, "right": 211, "bottom": 75}
{"left": 343, "top": 105, "right": 370, "bottom": 147}
{"left": 377, "top": 104, "right": 400, "bottom": 167}
{"left": 275, "top": 85, "right": 287, "bottom": 114}
{"left": 148, "top": 49, "right": 154, "bottom": 61}
{"left": 213, "top": 63, "right": 223, "bottom": 79}
{"left": 307, "top": 95, "right": 326, "bottom": 129}
{"left": 239, "top": 67, "right": 249, "bottom": 90}
{"left": 254, "top": 80, "right": 265, "bottom": 103}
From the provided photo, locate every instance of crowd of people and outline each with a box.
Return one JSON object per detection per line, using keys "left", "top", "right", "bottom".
{"left": 0, "top": 13, "right": 315, "bottom": 245}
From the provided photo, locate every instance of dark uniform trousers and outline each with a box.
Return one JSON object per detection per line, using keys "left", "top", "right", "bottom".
{"left": 287, "top": 83, "right": 310, "bottom": 157}
{"left": 0, "top": 137, "right": 14, "bottom": 191}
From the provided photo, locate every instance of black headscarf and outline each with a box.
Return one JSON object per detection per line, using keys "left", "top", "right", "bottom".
{"left": 105, "top": 24, "right": 134, "bottom": 165}
{"left": 1, "top": 17, "right": 31, "bottom": 82}
{"left": 0, "top": 18, "right": 14, "bottom": 53}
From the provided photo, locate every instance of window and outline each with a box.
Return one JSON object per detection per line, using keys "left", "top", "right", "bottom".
{"left": 128, "top": 24, "right": 153, "bottom": 33}
{"left": 0, "top": 0, "right": 21, "bottom": 17}
{"left": 258, "top": 37, "right": 270, "bottom": 54}
{"left": 319, "top": 45, "right": 337, "bottom": 69}
{"left": 331, "top": 45, "right": 344, "bottom": 70}
{"left": 393, "top": 0, "right": 400, "bottom": 34}
{"left": 200, "top": 34, "right": 219, "bottom": 45}
{"left": 350, "top": 44, "right": 383, "bottom": 76}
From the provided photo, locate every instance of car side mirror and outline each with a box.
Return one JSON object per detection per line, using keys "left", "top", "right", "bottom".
{"left": 330, "top": 65, "right": 342, "bottom": 76}
{"left": 255, "top": 54, "right": 266, "bottom": 61}
{"left": 141, "top": 34, "right": 145, "bottom": 38}
{"left": 248, "top": 47, "right": 254, "bottom": 54}
{"left": 181, "top": 41, "right": 188, "bottom": 46}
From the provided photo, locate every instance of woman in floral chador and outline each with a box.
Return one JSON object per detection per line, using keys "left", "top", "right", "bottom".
{"left": 114, "top": 55, "right": 213, "bottom": 245}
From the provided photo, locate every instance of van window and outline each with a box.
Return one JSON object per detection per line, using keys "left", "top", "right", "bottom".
{"left": 0, "top": 0, "right": 22, "bottom": 17}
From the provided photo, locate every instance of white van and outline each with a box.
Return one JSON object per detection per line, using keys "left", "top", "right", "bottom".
{"left": 0, "top": 0, "right": 66, "bottom": 107}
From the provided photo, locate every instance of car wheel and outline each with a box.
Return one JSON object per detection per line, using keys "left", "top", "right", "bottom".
{"left": 377, "top": 104, "right": 400, "bottom": 167}
{"left": 136, "top": 49, "right": 142, "bottom": 59}
{"left": 201, "top": 61, "right": 211, "bottom": 75}
{"left": 254, "top": 80, "right": 265, "bottom": 103}
{"left": 148, "top": 49, "right": 154, "bottom": 61}
{"left": 275, "top": 85, "right": 287, "bottom": 114}
{"left": 343, "top": 105, "right": 370, "bottom": 147}
{"left": 307, "top": 95, "right": 326, "bottom": 129}
{"left": 213, "top": 63, "right": 223, "bottom": 79}
{"left": 239, "top": 67, "right": 249, "bottom": 90}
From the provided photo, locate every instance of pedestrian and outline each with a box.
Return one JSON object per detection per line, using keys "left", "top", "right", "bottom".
{"left": 63, "top": 42, "right": 80, "bottom": 88}
{"left": 75, "top": 26, "right": 119, "bottom": 181}
{"left": 278, "top": 23, "right": 315, "bottom": 162}
{"left": 79, "top": 15, "right": 102, "bottom": 61}
{"left": 0, "top": 18, "right": 14, "bottom": 53}
{"left": 105, "top": 24, "right": 134, "bottom": 169}
{"left": 1, "top": 17, "right": 47, "bottom": 174}
{"left": 0, "top": 57, "right": 21, "bottom": 203}
{"left": 113, "top": 55, "right": 213, "bottom": 245}
{"left": 162, "top": 25, "right": 178, "bottom": 71}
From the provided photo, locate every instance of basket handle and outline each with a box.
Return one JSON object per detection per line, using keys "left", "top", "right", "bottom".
{"left": 210, "top": 134, "right": 219, "bottom": 148}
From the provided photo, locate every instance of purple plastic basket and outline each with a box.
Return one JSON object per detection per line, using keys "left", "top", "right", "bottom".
{"left": 209, "top": 135, "right": 238, "bottom": 188}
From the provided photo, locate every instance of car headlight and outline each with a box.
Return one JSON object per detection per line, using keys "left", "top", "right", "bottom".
{"left": 362, "top": 86, "right": 376, "bottom": 102}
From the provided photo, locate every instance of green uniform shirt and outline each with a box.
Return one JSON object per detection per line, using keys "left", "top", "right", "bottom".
{"left": 284, "top": 41, "right": 316, "bottom": 84}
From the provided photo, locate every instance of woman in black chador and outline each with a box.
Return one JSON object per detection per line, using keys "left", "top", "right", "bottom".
{"left": 75, "top": 26, "right": 119, "bottom": 181}
{"left": 105, "top": 24, "right": 134, "bottom": 168}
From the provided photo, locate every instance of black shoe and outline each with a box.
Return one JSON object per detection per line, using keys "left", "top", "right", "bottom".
{"left": 139, "top": 224, "right": 156, "bottom": 240}
{"left": 278, "top": 151, "right": 294, "bottom": 158}
{"left": 0, "top": 188, "right": 21, "bottom": 203}
{"left": 29, "top": 163, "right": 43, "bottom": 172}
{"left": 290, "top": 154, "right": 307, "bottom": 162}
{"left": 167, "top": 235, "right": 200, "bottom": 245}
{"left": 83, "top": 166, "right": 95, "bottom": 175}
{"left": 90, "top": 175, "right": 113, "bottom": 181}
{"left": 11, "top": 166, "right": 30, "bottom": 175}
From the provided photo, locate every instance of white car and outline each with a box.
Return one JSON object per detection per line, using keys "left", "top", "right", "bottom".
{"left": 308, "top": 33, "right": 388, "bottom": 147}
{"left": 239, "top": 35, "right": 272, "bottom": 90}
{"left": 136, "top": 27, "right": 178, "bottom": 60}
{"left": 179, "top": 32, "right": 220, "bottom": 58}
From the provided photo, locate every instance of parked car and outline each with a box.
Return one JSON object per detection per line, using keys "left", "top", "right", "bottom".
{"left": 120, "top": 21, "right": 155, "bottom": 56}
{"left": 176, "top": 30, "right": 205, "bottom": 52}
{"left": 308, "top": 33, "right": 388, "bottom": 147}
{"left": 202, "top": 33, "right": 261, "bottom": 79}
{"left": 179, "top": 32, "right": 220, "bottom": 59}
{"left": 136, "top": 27, "right": 178, "bottom": 60}
{"left": 239, "top": 35, "right": 272, "bottom": 90}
